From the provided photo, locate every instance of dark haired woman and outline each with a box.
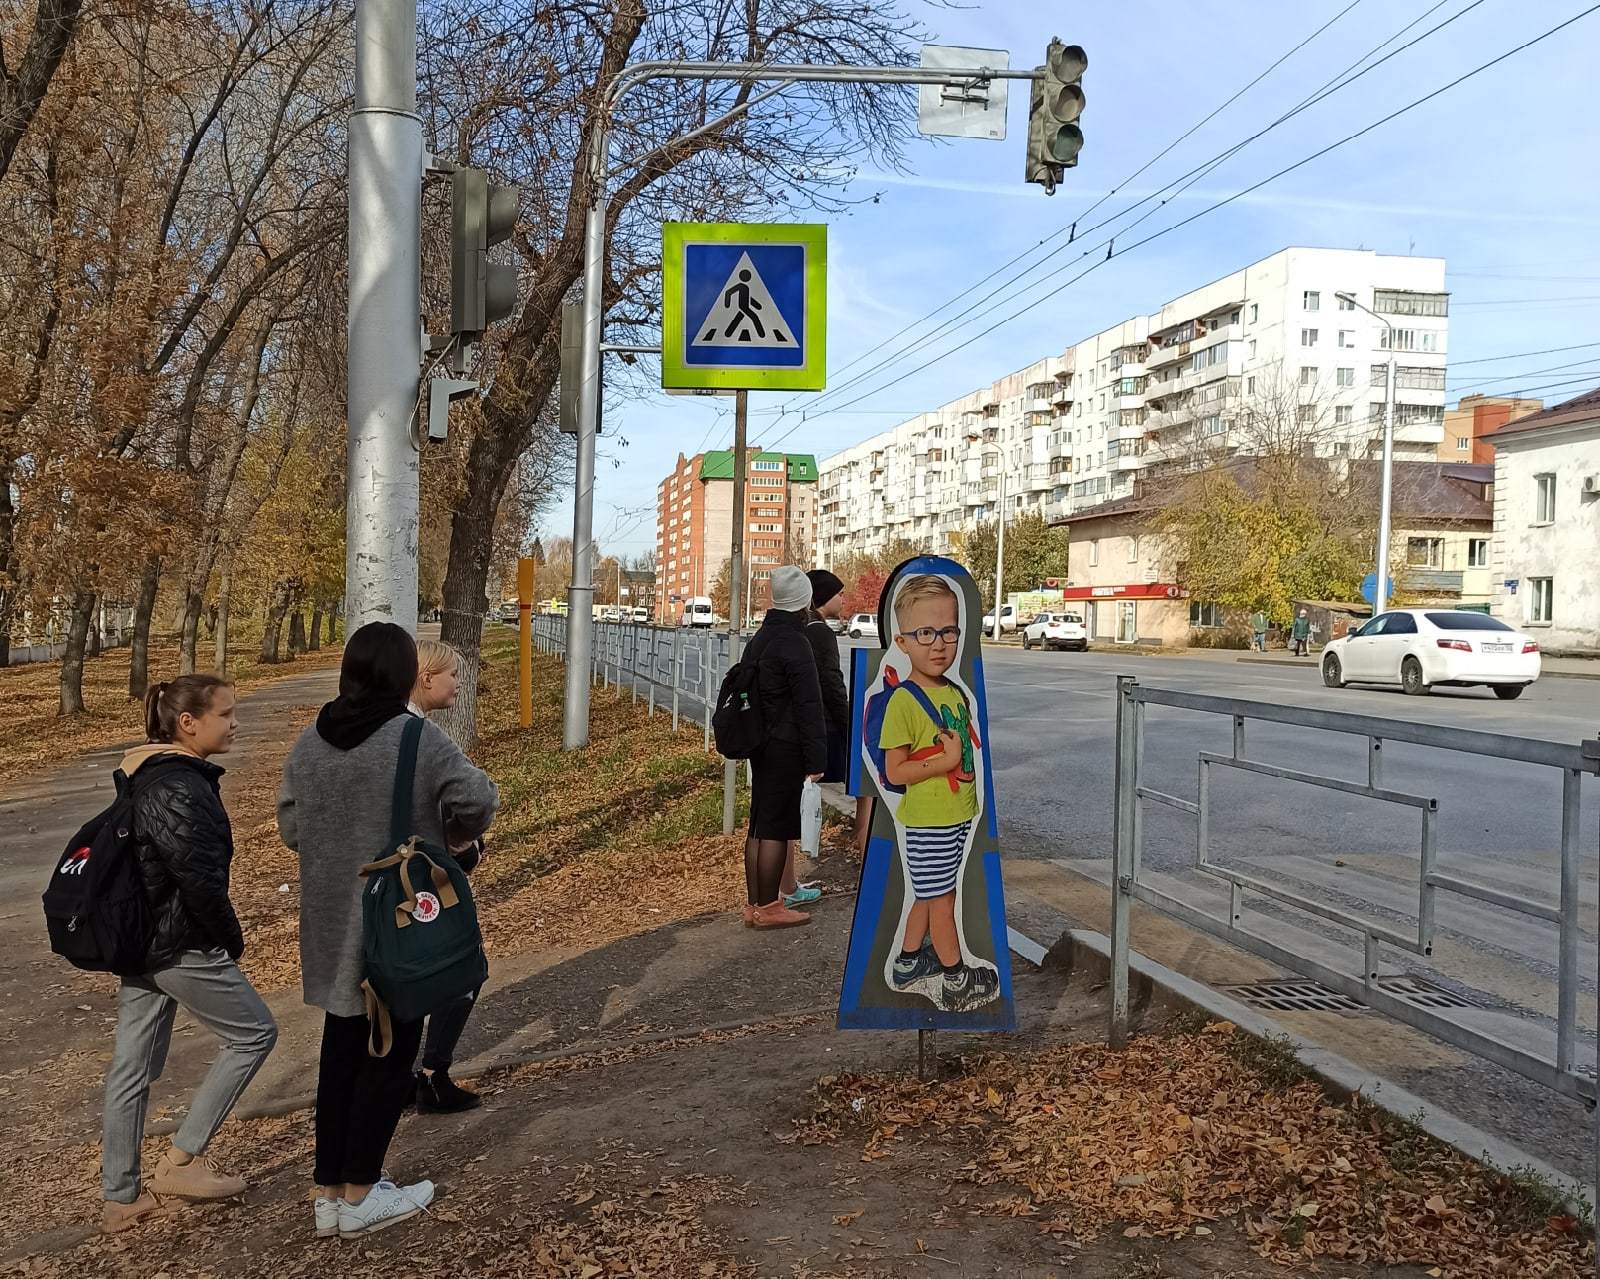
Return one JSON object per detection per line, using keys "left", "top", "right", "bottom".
{"left": 277, "top": 622, "right": 497, "bottom": 1240}
{"left": 101, "top": 674, "right": 278, "bottom": 1234}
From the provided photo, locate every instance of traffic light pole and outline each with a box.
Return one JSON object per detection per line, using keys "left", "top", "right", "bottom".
{"left": 562, "top": 57, "right": 1037, "bottom": 750}
{"left": 347, "top": 0, "right": 422, "bottom": 633}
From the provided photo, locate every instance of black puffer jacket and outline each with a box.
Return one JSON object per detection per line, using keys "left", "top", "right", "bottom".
{"left": 805, "top": 616, "right": 850, "bottom": 736}
{"left": 127, "top": 753, "right": 245, "bottom": 969}
{"left": 750, "top": 609, "right": 827, "bottom": 774}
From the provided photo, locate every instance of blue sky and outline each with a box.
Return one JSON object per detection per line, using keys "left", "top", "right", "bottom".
{"left": 549, "top": 0, "right": 1600, "bottom": 560}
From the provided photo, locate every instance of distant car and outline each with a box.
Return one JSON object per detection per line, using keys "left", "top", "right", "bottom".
{"left": 1320, "top": 609, "right": 1541, "bottom": 699}
{"left": 1022, "top": 611, "right": 1088, "bottom": 652}
{"left": 825, "top": 616, "right": 848, "bottom": 635}
{"left": 495, "top": 602, "right": 519, "bottom": 623}
{"left": 629, "top": 607, "right": 649, "bottom": 623}
{"left": 847, "top": 613, "right": 879, "bottom": 640}
{"left": 980, "top": 603, "right": 1020, "bottom": 635}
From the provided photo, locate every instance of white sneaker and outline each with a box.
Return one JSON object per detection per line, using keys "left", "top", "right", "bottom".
{"left": 314, "top": 1196, "right": 340, "bottom": 1238}
{"left": 338, "top": 1179, "right": 435, "bottom": 1238}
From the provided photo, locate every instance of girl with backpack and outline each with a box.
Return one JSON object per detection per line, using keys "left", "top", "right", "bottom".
{"left": 101, "top": 674, "right": 278, "bottom": 1233}
{"left": 277, "top": 624, "right": 497, "bottom": 1239}
{"left": 406, "top": 639, "right": 485, "bottom": 1114}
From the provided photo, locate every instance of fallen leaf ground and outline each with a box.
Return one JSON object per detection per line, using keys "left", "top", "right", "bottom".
{"left": 2, "top": 629, "right": 1591, "bottom": 1278}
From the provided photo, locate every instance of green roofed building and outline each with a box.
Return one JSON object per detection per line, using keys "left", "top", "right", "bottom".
{"left": 655, "top": 447, "right": 820, "bottom": 623}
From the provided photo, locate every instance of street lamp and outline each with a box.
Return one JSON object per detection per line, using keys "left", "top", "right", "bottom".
{"left": 1336, "top": 291, "right": 1396, "bottom": 617}
{"left": 967, "top": 433, "right": 1008, "bottom": 640}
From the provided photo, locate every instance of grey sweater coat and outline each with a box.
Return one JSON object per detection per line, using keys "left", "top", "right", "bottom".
{"left": 277, "top": 714, "right": 498, "bottom": 1017}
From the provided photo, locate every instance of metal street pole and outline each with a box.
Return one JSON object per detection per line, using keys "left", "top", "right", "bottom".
{"left": 560, "top": 57, "right": 1036, "bottom": 750}
{"left": 1338, "top": 293, "right": 1396, "bottom": 616}
{"left": 722, "top": 389, "right": 749, "bottom": 835}
{"left": 346, "top": 0, "right": 422, "bottom": 633}
{"left": 994, "top": 461, "right": 1008, "bottom": 642}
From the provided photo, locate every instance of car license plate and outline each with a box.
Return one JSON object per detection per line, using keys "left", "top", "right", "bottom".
{"left": 1482, "top": 642, "right": 1513, "bottom": 653}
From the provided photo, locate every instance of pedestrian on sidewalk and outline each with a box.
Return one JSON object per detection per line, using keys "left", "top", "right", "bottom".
{"left": 277, "top": 623, "right": 498, "bottom": 1240}
{"left": 406, "top": 639, "right": 485, "bottom": 1115}
{"left": 1290, "top": 609, "right": 1312, "bottom": 657}
{"left": 1250, "top": 607, "right": 1269, "bottom": 654}
{"left": 101, "top": 674, "right": 278, "bottom": 1235}
{"left": 742, "top": 566, "right": 827, "bottom": 929}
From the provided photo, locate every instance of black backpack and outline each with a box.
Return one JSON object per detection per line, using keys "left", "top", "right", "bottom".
{"left": 712, "top": 632, "right": 774, "bottom": 760}
{"left": 42, "top": 767, "right": 159, "bottom": 975}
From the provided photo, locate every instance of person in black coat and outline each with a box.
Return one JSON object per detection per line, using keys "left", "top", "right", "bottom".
{"left": 743, "top": 566, "right": 826, "bottom": 929}
{"left": 101, "top": 675, "right": 278, "bottom": 1234}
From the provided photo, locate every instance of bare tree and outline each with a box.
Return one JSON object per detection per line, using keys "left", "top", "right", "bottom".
{"left": 0, "top": 0, "right": 83, "bottom": 181}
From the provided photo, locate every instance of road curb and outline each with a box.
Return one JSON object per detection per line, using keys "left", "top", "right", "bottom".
{"left": 1006, "top": 921, "right": 1593, "bottom": 1214}
{"left": 1232, "top": 655, "right": 1600, "bottom": 681}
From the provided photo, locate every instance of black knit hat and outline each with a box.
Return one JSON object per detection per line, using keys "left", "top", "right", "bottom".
{"left": 806, "top": 568, "right": 844, "bottom": 609}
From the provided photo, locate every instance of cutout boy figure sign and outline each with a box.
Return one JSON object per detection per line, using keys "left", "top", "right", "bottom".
{"left": 838, "top": 556, "right": 1016, "bottom": 1032}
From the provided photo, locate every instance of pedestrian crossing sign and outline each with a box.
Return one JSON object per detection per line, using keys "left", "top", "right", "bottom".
{"left": 661, "top": 222, "right": 826, "bottom": 391}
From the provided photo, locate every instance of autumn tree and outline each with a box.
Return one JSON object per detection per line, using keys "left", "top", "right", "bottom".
{"left": 0, "top": 0, "right": 84, "bottom": 182}
{"left": 963, "top": 514, "right": 1070, "bottom": 602}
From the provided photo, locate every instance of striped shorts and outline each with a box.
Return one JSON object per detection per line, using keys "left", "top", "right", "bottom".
{"left": 902, "top": 821, "right": 972, "bottom": 900}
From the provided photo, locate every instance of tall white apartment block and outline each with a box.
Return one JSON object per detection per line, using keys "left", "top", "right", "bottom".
{"left": 817, "top": 247, "right": 1449, "bottom": 563}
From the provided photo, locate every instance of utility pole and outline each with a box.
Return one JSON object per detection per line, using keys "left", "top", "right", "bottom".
{"left": 994, "top": 462, "right": 1008, "bottom": 641}
{"left": 1338, "top": 292, "right": 1396, "bottom": 615}
{"left": 722, "top": 389, "right": 749, "bottom": 835}
{"left": 346, "top": 0, "right": 422, "bottom": 633}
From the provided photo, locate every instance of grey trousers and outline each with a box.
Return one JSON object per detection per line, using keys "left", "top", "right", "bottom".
{"left": 102, "top": 948, "right": 278, "bottom": 1203}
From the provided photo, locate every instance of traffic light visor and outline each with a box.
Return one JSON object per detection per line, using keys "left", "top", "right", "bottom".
{"left": 1048, "top": 83, "right": 1085, "bottom": 123}
{"left": 1048, "top": 43, "right": 1087, "bottom": 81}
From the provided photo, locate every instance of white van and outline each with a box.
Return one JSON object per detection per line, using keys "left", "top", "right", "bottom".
{"left": 681, "top": 597, "right": 715, "bottom": 628}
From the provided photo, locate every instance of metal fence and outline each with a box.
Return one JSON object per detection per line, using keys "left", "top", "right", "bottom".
{"left": 531, "top": 614, "right": 730, "bottom": 746}
{"left": 1106, "top": 675, "right": 1600, "bottom": 1217}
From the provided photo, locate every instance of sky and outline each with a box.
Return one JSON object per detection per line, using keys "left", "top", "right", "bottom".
{"left": 544, "top": 0, "right": 1600, "bottom": 561}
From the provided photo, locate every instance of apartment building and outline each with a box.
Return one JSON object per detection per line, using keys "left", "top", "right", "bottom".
{"left": 655, "top": 448, "right": 819, "bottom": 621}
{"left": 817, "top": 247, "right": 1450, "bottom": 564}
{"left": 1438, "top": 393, "right": 1543, "bottom": 464}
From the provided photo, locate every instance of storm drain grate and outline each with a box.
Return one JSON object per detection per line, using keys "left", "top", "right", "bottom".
{"left": 1223, "top": 975, "right": 1480, "bottom": 1015}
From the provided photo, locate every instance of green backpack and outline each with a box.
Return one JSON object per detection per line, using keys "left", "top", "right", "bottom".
{"left": 357, "top": 715, "right": 488, "bottom": 1056}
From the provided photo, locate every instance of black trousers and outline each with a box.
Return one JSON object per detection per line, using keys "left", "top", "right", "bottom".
{"left": 314, "top": 1011, "right": 423, "bottom": 1186}
{"left": 420, "top": 987, "right": 480, "bottom": 1073}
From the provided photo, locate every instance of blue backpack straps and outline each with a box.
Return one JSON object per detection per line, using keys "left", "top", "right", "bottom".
{"left": 899, "top": 678, "right": 946, "bottom": 730}
{"left": 389, "top": 715, "right": 425, "bottom": 851}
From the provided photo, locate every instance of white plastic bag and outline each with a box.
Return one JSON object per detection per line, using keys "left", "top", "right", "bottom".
{"left": 800, "top": 778, "right": 822, "bottom": 857}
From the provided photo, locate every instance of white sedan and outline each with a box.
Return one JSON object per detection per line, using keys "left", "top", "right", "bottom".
{"left": 1320, "top": 609, "right": 1541, "bottom": 699}
{"left": 846, "top": 613, "right": 879, "bottom": 640}
{"left": 1021, "top": 612, "right": 1088, "bottom": 652}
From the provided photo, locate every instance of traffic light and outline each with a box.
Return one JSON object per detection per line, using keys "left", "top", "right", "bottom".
{"left": 1025, "top": 39, "right": 1086, "bottom": 194}
{"left": 449, "top": 165, "right": 520, "bottom": 365}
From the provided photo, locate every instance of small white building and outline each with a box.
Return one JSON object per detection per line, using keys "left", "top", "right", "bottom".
{"left": 1488, "top": 388, "right": 1600, "bottom": 654}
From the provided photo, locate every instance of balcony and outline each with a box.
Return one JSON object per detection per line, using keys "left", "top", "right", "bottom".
{"left": 1026, "top": 464, "right": 1053, "bottom": 492}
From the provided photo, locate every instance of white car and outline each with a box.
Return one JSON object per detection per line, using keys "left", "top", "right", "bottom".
{"left": 980, "top": 603, "right": 1020, "bottom": 635}
{"left": 1021, "top": 611, "right": 1088, "bottom": 652}
{"left": 846, "top": 613, "right": 879, "bottom": 640}
{"left": 1320, "top": 609, "right": 1541, "bottom": 699}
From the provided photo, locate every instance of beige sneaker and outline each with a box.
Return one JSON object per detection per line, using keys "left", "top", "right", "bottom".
{"left": 101, "top": 1192, "right": 162, "bottom": 1234}
{"left": 149, "top": 1151, "right": 246, "bottom": 1201}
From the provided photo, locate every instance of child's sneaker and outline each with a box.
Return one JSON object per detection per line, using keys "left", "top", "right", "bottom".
{"left": 891, "top": 942, "right": 942, "bottom": 990}
{"left": 941, "top": 963, "right": 999, "bottom": 1011}
{"left": 338, "top": 1179, "right": 435, "bottom": 1238}
{"left": 313, "top": 1195, "right": 340, "bottom": 1238}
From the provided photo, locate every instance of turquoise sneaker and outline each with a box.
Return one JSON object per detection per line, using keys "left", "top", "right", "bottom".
{"left": 783, "top": 884, "right": 822, "bottom": 908}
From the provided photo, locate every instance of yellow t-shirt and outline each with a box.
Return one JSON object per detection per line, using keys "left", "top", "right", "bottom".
{"left": 878, "top": 681, "right": 979, "bottom": 829}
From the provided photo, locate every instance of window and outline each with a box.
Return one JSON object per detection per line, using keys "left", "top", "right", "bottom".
{"left": 1386, "top": 613, "right": 1418, "bottom": 635}
{"left": 1201, "top": 414, "right": 1223, "bottom": 436}
{"left": 1300, "top": 365, "right": 1318, "bottom": 387}
{"left": 752, "top": 459, "right": 783, "bottom": 471}
{"left": 1336, "top": 367, "right": 1355, "bottom": 387}
{"left": 1530, "top": 576, "right": 1554, "bottom": 624}
{"left": 1303, "top": 290, "right": 1320, "bottom": 311}
{"left": 1089, "top": 539, "right": 1100, "bottom": 566}
{"left": 1374, "top": 289, "right": 1448, "bottom": 317}
{"left": 1535, "top": 472, "right": 1556, "bottom": 523}
{"left": 1370, "top": 364, "right": 1446, "bottom": 391}
{"left": 1337, "top": 330, "right": 1356, "bottom": 348}
{"left": 1301, "top": 328, "right": 1319, "bottom": 347}
{"left": 1247, "top": 339, "right": 1257, "bottom": 358}
{"left": 1335, "top": 405, "right": 1353, "bottom": 426}
{"left": 1456, "top": 436, "right": 1470, "bottom": 450}
{"left": 1118, "top": 377, "right": 1144, "bottom": 394}
{"left": 1189, "top": 601, "right": 1222, "bottom": 628}
{"left": 1249, "top": 303, "right": 1259, "bottom": 323}
{"left": 1406, "top": 537, "right": 1443, "bottom": 569}
{"left": 1128, "top": 536, "right": 1140, "bottom": 563}
{"left": 1297, "top": 405, "right": 1316, "bottom": 425}
{"left": 1246, "top": 376, "right": 1256, "bottom": 395}
{"left": 1467, "top": 538, "right": 1489, "bottom": 568}
{"left": 1333, "top": 441, "right": 1350, "bottom": 456}
{"left": 1338, "top": 294, "right": 1357, "bottom": 311}
{"left": 1428, "top": 611, "right": 1511, "bottom": 632}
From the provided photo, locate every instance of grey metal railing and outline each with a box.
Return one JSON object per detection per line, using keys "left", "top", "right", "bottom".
{"left": 1107, "top": 675, "right": 1600, "bottom": 1225}
{"left": 531, "top": 615, "right": 730, "bottom": 747}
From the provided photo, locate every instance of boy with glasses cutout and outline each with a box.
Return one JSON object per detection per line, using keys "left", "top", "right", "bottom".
{"left": 877, "top": 576, "right": 999, "bottom": 1011}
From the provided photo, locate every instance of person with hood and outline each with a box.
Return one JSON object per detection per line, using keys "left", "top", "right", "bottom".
{"left": 101, "top": 674, "right": 277, "bottom": 1234}
{"left": 1291, "top": 608, "right": 1313, "bottom": 657}
{"left": 277, "top": 623, "right": 497, "bottom": 1239}
{"left": 742, "top": 566, "right": 827, "bottom": 929}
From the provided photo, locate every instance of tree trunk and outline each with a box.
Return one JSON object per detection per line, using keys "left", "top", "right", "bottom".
{"left": 204, "top": 603, "right": 217, "bottom": 639}
{"left": 214, "top": 553, "right": 231, "bottom": 672}
{"left": 259, "top": 580, "right": 291, "bottom": 663}
{"left": 58, "top": 589, "right": 95, "bottom": 716}
{"left": 87, "top": 599, "right": 102, "bottom": 658}
{"left": 327, "top": 604, "right": 338, "bottom": 648}
{"left": 178, "top": 588, "right": 205, "bottom": 674}
{"left": 287, "top": 609, "right": 307, "bottom": 657}
{"left": 308, "top": 602, "right": 323, "bottom": 651}
{"left": 0, "top": 457, "right": 15, "bottom": 669}
{"left": 128, "top": 554, "right": 160, "bottom": 699}
{"left": 436, "top": 458, "right": 506, "bottom": 750}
